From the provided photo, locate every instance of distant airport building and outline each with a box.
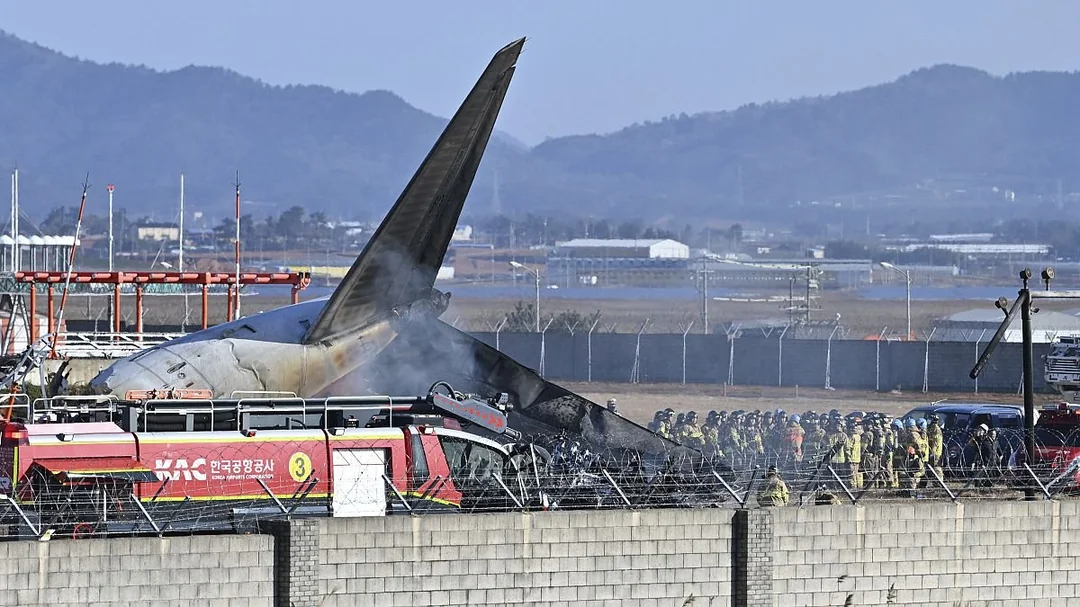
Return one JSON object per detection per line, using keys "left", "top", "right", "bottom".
{"left": 927, "top": 233, "right": 995, "bottom": 243}
{"left": 554, "top": 238, "right": 690, "bottom": 259}
{"left": 135, "top": 222, "right": 180, "bottom": 242}
{"left": 933, "top": 308, "right": 1080, "bottom": 342}
{"left": 548, "top": 238, "right": 871, "bottom": 289}
{"left": 896, "top": 242, "right": 1051, "bottom": 257}
{"left": 547, "top": 238, "right": 690, "bottom": 287}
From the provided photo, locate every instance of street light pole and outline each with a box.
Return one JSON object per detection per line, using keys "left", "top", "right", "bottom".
{"left": 533, "top": 270, "right": 540, "bottom": 332}
{"left": 881, "top": 262, "right": 912, "bottom": 339}
{"left": 510, "top": 261, "right": 541, "bottom": 332}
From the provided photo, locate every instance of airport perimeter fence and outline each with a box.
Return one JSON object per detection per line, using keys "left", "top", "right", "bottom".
{"left": 471, "top": 327, "right": 1057, "bottom": 393}
{"left": 4, "top": 429, "right": 1080, "bottom": 541}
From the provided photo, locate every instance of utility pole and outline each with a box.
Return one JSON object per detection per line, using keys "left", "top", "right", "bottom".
{"left": 971, "top": 267, "right": 1065, "bottom": 501}
{"left": 107, "top": 184, "right": 115, "bottom": 272}
{"left": 805, "top": 266, "right": 812, "bottom": 323}
{"left": 700, "top": 256, "right": 709, "bottom": 334}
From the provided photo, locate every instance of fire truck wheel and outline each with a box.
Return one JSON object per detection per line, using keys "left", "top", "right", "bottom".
{"left": 72, "top": 522, "right": 94, "bottom": 539}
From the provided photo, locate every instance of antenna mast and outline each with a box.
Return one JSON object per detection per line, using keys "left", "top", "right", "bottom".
{"left": 48, "top": 174, "right": 90, "bottom": 358}
{"left": 13, "top": 168, "right": 19, "bottom": 271}
{"left": 107, "top": 183, "right": 115, "bottom": 272}
{"left": 179, "top": 172, "right": 185, "bottom": 272}
{"left": 9, "top": 171, "right": 14, "bottom": 272}
{"left": 233, "top": 171, "right": 241, "bottom": 319}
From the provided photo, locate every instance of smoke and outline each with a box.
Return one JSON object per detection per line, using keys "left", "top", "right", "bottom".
{"left": 306, "top": 236, "right": 463, "bottom": 398}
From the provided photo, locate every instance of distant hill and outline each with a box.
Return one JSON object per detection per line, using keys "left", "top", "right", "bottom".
{"left": 0, "top": 31, "right": 517, "bottom": 221}
{"left": 3, "top": 31, "right": 1080, "bottom": 225}
{"left": 525, "top": 64, "right": 1080, "bottom": 223}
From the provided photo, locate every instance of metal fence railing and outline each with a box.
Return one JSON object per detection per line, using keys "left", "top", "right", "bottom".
{"left": 54, "top": 332, "right": 185, "bottom": 358}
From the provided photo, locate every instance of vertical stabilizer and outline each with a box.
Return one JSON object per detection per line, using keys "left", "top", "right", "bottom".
{"left": 303, "top": 39, "right": 524, "bottom": 344}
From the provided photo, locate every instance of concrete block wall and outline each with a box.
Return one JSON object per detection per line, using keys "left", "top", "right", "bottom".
{"left": 0, "top": 533, "right": 274, "bottom": 607}
{"left": 772, "top": 500, "right": 1080, "bottom": 606}
{"left": 317, "top": 509, "right": 735, "bottom": 607}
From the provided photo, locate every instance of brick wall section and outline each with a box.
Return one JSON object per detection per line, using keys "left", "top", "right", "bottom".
{"left": 317, "top": 509, "right": 735, "bottom": 606}
{"left": 0, "top": 533, "right": 274, "bottom": 607}
{"left": 772, "top": 500, "right": 1080, "bottom": 606}
{"left": 264, "top": 519, "right": 320, "bottom": 607}
{"left": 732, "top": 509, "right": 774, "bottom": 607}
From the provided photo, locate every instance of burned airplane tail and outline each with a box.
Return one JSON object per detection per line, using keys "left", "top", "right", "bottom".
{"left": 303, "top": 38, "right": 524, "bottom": 344}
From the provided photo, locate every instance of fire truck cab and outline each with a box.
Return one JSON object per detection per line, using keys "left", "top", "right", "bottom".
{"left": 1033, "top": 402, "right": 1080, "bottom": 485}
{"left": 0, "top": 386, "right": 524, "bottom": 537}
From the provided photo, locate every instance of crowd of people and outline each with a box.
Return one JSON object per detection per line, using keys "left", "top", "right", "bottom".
{"left": 643, "top": 407, "right": 1010, "bottom": 505}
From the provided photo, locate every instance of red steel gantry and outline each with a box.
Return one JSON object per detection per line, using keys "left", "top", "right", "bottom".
{"left": 14, "top": 271, "right": 311, "bottom": 343}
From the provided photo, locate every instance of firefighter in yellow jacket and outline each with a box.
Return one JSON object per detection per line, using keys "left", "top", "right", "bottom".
{"left": 758, "top": 465, "right": 790, "bottom": 506}
{"left": 926, "top": 415, "right": 944, "bottom": 479}
{"left": 848, "top": 419, "right": 864, "bottom": 489}
{"left": 902, "top": 418, "right": 926, "bottom": 492}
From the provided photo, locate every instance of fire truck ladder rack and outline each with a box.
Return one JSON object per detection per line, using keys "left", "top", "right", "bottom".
{"left": 29, "top": 384, "right": 513, "bottom": 436}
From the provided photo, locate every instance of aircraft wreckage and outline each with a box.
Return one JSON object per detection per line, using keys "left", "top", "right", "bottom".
{"left": 2, "top": 38, "right": 733, "bottom": 524}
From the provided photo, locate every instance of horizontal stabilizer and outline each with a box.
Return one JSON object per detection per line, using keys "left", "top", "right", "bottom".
{"left": 303, "top": 38, "right": 524, "bottom": 344}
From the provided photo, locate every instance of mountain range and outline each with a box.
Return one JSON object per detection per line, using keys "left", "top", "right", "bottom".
{"left": 2, "top": 31, "right": 1080, "bottom": 227}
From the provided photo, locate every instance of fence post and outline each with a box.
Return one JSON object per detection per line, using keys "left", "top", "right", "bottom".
{"left": 824, "top": 325, "right": 840, "bottom": 390}
{"left": 681, "top": 320, "right": 695, "bottom": 385}
{"left": 725, "top": 324, "right": 740, "bottom": 386}
{"left": 777, "top": 324, "right": 790, "bottom": 386}
{"left": 538, "top": 318, "right": 554, "bottom": 377}
{"left": 494, "top": 317, "right": 507, "bottom": 351}
{"left": 587, "top": 318, "right": 600, "bottom": 382}
{"left": 974, "top": 328, "right": 986, "bottom": 393}
{"left": 629, "top": 318, "right": 650, "bottom": 383}
{"left": 922, "top": 327, "right": 936, "bottom": 393}
{"left": 875, "top": 326, "right": 888, "bottom": 392}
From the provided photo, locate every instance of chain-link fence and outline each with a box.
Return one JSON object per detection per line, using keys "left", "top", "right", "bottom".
{"left": 471, "top": 326, "right": 1057, "bottom": 393}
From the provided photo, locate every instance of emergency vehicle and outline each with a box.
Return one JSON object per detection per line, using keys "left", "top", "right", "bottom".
{"left": 1033, "top": 401, "right": 1080, "bottom": 486}
{"left": 0, "top": 383, "right": 525, "bottom": 537}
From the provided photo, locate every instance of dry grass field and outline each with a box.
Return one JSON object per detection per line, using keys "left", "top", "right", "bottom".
{"left": 564, "top": 382, "right": 1054, "bottom": 427}
{"left": 70, "top": 287, "right": 1080, "bottom": 337}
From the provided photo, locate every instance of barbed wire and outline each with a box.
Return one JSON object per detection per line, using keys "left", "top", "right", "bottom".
{"left": 4, "top": 427, "right": 1080, "bottom": 541}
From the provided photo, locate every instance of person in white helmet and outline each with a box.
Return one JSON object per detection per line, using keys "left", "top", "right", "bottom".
{"left": 606, "top": 398, "right": 619, "bottom": 415}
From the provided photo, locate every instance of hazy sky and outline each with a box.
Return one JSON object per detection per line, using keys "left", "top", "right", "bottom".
{"left": 6, "top": 1, "right": 1080, "bottom": 144}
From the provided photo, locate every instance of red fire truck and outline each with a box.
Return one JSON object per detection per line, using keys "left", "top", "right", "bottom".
{"left": 1033, "top": 402, "right": 1080, "bottom": 487}
{"left": 0, "top": 384, "right": 523, "bottom": 536}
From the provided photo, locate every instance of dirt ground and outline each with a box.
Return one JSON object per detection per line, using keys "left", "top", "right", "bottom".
{"left": 562, "top": 381, "right": 1056, "bottom": 427}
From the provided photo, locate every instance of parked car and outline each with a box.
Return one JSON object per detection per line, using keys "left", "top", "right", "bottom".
{"left": 902, "top": 403, "right": 1031, "bottom": 473}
